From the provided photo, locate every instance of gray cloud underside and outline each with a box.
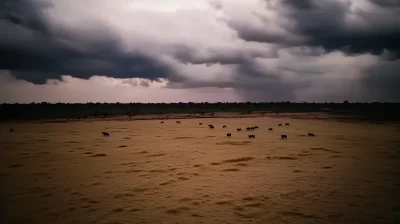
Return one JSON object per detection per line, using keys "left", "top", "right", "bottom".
{"left": 227, "top": 0, "right": 400, "bottom": 56}
{"left": 0, "top": 0, "right": 175, "bottom": 84}
{"left": 360, "top": 59, "right": 400, "bottom": 102}
{"left": 0, "top": 0, "right": 399, "bottom": 102}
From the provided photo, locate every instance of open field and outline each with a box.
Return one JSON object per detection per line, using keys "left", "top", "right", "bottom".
{"left": 1, "top": 117, "right": 400, "bottom": 224}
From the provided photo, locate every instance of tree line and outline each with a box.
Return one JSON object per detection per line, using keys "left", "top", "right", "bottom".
{"left": 0, "top": 102, "right": 399, "bottom": 122}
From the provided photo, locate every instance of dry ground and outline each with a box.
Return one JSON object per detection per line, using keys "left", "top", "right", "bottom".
{"left": 0, "top": 117, "right": 399, "bottom": 224}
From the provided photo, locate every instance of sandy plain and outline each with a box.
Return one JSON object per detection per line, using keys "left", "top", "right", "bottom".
{"left": 0, "top": 116, "right": 399, "bottom": 224}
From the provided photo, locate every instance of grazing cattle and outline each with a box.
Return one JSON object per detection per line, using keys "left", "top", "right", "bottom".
{"left": 160, "top": 121, "right": 164, "bottom": 124}
{"left": 237, "top": 128, "right": 242, "bottom": 132}
{"left": 208, "top": 124, "right": 213, "bottom": 127}
{"left": 248, "top": 134, "right": 255, "bottom": 139}
{"left": 281, "top": 135, "right": 288, "bottom": 140}
{"left": 223, "top": 125, "right": 227, "bottom": 128}
{"left": 254, "top": 126, "right": 259, "bottom": 129}
{"left": 268, "top": 128, "right": 273, "bottom": 131}
{"left": 246, "top": 127, "right": 251, "bottom": 131}
{"left": 227, "top": 133, "right": 232, "bottom": 137}
{"left": 278, "top": 124, "right": 282, "bottom": 126}
{"left": 102, "top": 132, "right": 110, "bottom": 136}
{"left": 10, "top": 128, "right": 14, "bottom": 132}
{"left": 250, "top": 127, "right": 255, "bottom": 131}
{"left": 308, "top": 133, "right": 316, "bottom": 137}
{"left": 285, "top": 123, "right": 290, "bottom": 126}
{"left": 199, "top": 123, "right": 202, "bottom": 125}
{"left": 176, "top": 121, "right": 181, "bottom": 124}
{"left": 209, "top": 125, "right": 215, "bottom": 129}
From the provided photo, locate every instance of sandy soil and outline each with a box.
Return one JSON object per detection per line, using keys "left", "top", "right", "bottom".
{"left": 15, "top": 112, "right": 343, "bottom": 124}
{"left": 1, "top": 117, "right": 399, "bottom": 224}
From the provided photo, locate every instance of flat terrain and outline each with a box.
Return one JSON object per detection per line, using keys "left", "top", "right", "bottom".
{"left": 1, "top": 117, "right": 399, "bottom": 224}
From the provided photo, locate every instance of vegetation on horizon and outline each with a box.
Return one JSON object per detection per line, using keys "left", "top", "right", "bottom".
{"left": 0, "top": 101, "right": 399, "bottom": 121}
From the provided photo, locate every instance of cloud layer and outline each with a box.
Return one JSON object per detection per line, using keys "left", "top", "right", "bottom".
{"left": 1, "top": 0, "right": 399, "bottom": 102}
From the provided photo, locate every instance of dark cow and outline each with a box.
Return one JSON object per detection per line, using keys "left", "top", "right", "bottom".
{"left": 285, "top": 123, "right": 290, "bottom": 126}
{"left": 250, "top": 127, "right": 255, "bottom": 131}
{"left": 209, "top": 125, "right": 215, "bottom": 129}
{"left": 281, "top": 134, "right": 288, "bottom": 139}
{"left": 176, "top": 121, "right": 181, "bottom": 124}
{"left": 308, "top": 133, "right": 316, "bottom": 137}
{"left": 199, "top": 123, "right": 202, "bottom": 125}
{"left": 248, "top": 134, "right": 255, "bottom": 139}
{"left": 223, "top": 125, "right": 227, "bottom": 128}
{"left": 278, "top": 124, "right": 282, "bottom": 127}
{"left": 254, "top": 126, "right": 259, "bottom": 129}
{"left": 246, "top": 127, "right": 251, "bottom": 131}
{"left": 227, "top": 133, "right": 232, "bottom": 137}
{"left": 102, "top": 132, "right": 110, "bottom": 136}
{"left": 10, "top": 128, "right": 14, "bottom": 132}
{"left": 160, "top": 121, "right": 164, "bottom": 124}
{"left": 268, "top": 128, "right": 273, "bottom": 131}
{"left": 237, "top": 128, "right": 242, "bottom": 132}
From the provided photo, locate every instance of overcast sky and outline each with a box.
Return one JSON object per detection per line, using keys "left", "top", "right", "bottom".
{"left": 0, "top": 0, "right": 399, "bottom": 103}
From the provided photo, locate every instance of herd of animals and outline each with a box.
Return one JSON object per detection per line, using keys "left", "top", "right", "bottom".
{"left": 9, "top": 121, "right": 316, "bottom": 139}
{"left": 99, "top": 120, "right": 316, "bottom": 139}
{"left": 191, "top": 122, "right": 315, "bottom": 139}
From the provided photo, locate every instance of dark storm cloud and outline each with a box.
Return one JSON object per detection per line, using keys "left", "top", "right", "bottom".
{"left": 227, "top": 0, "right": 400, "bottom": 57}
{"left": 275, "top": 66, "right": 323, "bottom": 76}
{"left": 281, "top": 0, "right": 317, "bottom": 10}
{"left": 284, "top": 0, "right": 400, "bottom": 56}
{"left": 233, "top": 61, "right": 298, "bottom": 102}
{"left": 0, "top": 0, "right": 50, "bottom": 33}
{"left": 1, "top": 0, "right": 399, "bottom": 103}
{"left": 171, "top": 44, "right": 277, "bottom": 65}
{"left": 360, "top": 59, "right": 400, "bottom": 102}
{"left": 286, "top": 46, "right": 326, "bottom": 57}
{"left": 0, "top": 0, "right": 173, "bottom": 84}
{"left": 369, "top": 0, "right": 400, "bottom": 7}
{"left": 226, "top": 20, "right": 300, "bottom": 46}
{"left": 166, "top": 60, "right": 299, "bottom": 102}
{"left": 139, "top": 80, "right": 150, "bottom": 88}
